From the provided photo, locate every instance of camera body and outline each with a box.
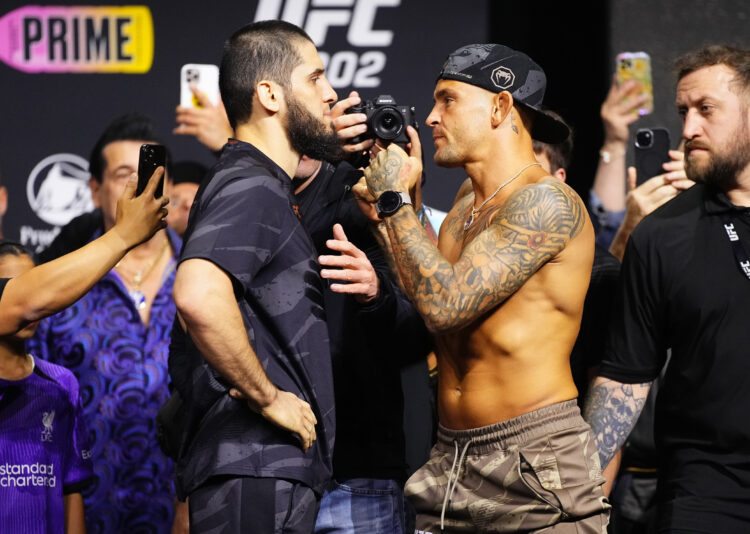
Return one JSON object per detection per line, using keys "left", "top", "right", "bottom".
{"left": 346, "top": 94, "right": 417, "bottom": 144}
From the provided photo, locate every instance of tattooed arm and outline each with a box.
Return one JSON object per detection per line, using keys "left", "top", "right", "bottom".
{"left": 583, "top": 377, "right": 652, "bottom": 469}
{"left": 363, "top": 145, "right": 587, "bottom": 332}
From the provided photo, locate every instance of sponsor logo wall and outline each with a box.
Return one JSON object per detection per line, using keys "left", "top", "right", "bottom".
{"left": 1, "top": 0, "right": 488, "bottom": 249}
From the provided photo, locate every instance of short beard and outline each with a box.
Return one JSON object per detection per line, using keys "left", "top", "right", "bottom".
{"left": 686, "top": 113, "right": 750, "bottom": 190}
{"left": 285, "top": 95, "right": 344, "bottom": 163}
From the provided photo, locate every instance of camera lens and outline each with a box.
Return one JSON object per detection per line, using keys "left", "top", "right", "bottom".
{"left": 372, "top": 107, "right": 404, "bottom": 140}
{"left": 635, "top": 129, "right": 654, "bottom": 148}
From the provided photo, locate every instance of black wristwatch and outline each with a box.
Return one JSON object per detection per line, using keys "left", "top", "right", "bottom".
{"left": 376, "top": 191, "right": 412, "bottom": 218}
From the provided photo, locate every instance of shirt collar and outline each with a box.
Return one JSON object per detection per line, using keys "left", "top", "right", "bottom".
{"left": 703, "top": 185, "right": 750, "bottom": 216}
{"left": 225, "top": 138, "right": 293, "bottom": 192}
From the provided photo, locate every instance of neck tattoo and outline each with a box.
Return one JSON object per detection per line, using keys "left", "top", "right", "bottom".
{"left": 464, "top": 162, "right": 541, "bottom": 230}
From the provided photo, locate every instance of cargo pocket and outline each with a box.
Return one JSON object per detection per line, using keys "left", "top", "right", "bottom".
{"left": 517, "top": 449, "right": 565, "bottom": 517}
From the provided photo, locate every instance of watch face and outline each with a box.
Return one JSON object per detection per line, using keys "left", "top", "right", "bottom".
{"left": 378, "top": 191, "right": 401, "bottom": 214}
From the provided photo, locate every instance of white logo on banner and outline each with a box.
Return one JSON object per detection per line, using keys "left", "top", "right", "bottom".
{"left": 254, "top": 0, "right": 400, "bottom": 88}
{"left": 26, "top": 153, "right": 93, "bottom": 226}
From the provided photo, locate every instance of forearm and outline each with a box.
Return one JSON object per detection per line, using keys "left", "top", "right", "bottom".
{"left": 608, "top": 222, "right": 634, "bottom": 262}
{"left": 583, "top": 376, "right": 652, "bottom": 469}
{"left": 64, "top": 493, "right": 86, "bottom": 534}
{"left": 370, "top": 221, "right": 406, "bottom": 293}
{"left": 1, "top": 229, "right": 133, "bottom": 334}
{"left": 175, "top": 261, "right": 277, "bottom": 407}
{"left": 383, "top": 208, "right": 465, "bottom": 332}
{"left": 591, "top": 141, "right": 627, "bottom": 212}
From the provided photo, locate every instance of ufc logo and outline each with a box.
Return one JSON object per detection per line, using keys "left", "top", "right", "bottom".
{"left": 724, "top": 223, "right": 739, "bottom": 242}
{"left": 254, "top": 0, "right": 399, "bottom": 46}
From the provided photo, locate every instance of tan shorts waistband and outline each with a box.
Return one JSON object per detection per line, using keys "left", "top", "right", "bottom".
{"left": 437, "top": 399, "right": 585, "bottom": 454}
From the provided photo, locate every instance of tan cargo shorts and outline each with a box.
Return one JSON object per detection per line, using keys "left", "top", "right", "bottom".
{"left": 405, "top": 400, "right": 610, "bottom": 533}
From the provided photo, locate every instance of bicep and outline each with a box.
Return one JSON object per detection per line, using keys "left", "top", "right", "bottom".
{"left": 450, "top": 182, "right": 587, "bottom": 314}
{"left": 174, "top": 259, "right": 237, "bottom": 322}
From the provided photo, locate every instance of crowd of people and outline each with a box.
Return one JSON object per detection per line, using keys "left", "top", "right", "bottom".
{"left": 0, "top": 17, "right": 748, "bottom": 534}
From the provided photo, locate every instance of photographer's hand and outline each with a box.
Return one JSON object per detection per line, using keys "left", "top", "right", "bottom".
{"left": 331, "top": 90, "right": 375, "bottom": 153}
{"left": 319, "top": 223, "right": 380, "bottom": 304}
{"left": 608, "top": 159, "right": 692, "bottom": 261}
{"left": 174, "top": 85, "right": 233, "bottom": 152}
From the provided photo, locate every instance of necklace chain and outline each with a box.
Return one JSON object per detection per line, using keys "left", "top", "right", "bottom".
{"left": 465, "top": 162, "right": 541, "bottom": 230}
{"left": 114, "top": 240, "right": 169, "bottom": 310}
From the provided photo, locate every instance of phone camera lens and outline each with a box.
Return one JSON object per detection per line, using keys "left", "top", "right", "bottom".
{"left": 635, "top": 129, "right": 654, "bottom": 148}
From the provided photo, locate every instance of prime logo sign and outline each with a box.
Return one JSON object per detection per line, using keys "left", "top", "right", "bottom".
{"left": 0, "top": 5, "right": 153, "bottom": 73}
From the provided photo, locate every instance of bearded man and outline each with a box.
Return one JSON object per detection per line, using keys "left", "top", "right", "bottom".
{"left": 168, "top": 20, "right": 343, "bottom": 533}
{"left": 584, "top": 44, "right": 750, "bottom": 533}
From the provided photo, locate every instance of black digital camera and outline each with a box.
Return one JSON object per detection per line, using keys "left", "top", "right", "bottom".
{"left": 346, "top": 94, "right": 418, "bottom": 145}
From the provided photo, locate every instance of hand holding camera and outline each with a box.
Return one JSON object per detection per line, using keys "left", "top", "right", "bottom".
{"left": 344, "top": 94, "right": 418, "bottom": 146}
{"left": 332, "top": 91, "right": 418, "bottom": 167}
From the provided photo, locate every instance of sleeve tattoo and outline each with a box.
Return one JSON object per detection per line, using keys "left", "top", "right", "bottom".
{"left": 583, "top": 378, "right": 652, "bottom": 469}
{"left": 384, "top": 179, "right": 586, "bottom": 332}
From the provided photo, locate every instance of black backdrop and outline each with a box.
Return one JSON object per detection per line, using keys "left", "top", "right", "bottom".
{"left": 0, "top": 0, "right": 490, "bottom": 249}
{"left": 2, "top": 1, "right": 749, "bottom": 249}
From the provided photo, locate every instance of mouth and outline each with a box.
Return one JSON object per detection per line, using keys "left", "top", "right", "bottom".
{"left": 685, "top": 141, "right": 709, "bottom": 155}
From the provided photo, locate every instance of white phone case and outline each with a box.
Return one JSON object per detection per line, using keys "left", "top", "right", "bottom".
{"left": 180, "top": 63, "right": 220, "bottom": 108}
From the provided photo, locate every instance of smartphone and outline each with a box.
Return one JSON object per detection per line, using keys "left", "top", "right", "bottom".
{"left": 616, "top": 52, "right": 653, "bottom": 116}
{"left": 180, "top": 63, "right": 220, "bottom": 108}
{"left": 634, "top": 128, "right": 670, "bottom": 185}
{"left": 137, "top": 144, "right": 167, "bottom": 197}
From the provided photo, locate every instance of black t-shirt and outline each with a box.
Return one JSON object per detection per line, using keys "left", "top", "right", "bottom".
{"left": 295, "top": 161, "right": 433, "bottom": 482}
{"left": 600, "top": 184, "right": 750, "bottom": 532}
{"left": 170, "top": 140, "right": 335, "bottom": 496}
{"left": 569, "top": 245, "right": 620, "bottom": 403}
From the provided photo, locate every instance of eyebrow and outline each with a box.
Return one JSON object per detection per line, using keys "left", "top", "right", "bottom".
{"left": 434, "top": 88, "right": 455, "bottom": 101}
{"left": 309, "top": 67, "right": 325, "bottom": 79}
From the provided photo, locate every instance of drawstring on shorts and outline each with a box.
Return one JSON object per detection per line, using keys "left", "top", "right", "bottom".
{"left": 440, "top": 437, "right": 474, "bottom": 532}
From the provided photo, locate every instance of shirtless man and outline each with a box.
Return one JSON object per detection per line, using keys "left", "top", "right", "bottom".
{"left": 358, "top": 44, "right": 609, "bottom": 533}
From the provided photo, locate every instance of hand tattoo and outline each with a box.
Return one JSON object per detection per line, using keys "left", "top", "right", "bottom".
{"left": 364, "top": 146, "right": 413, "bottom": 196}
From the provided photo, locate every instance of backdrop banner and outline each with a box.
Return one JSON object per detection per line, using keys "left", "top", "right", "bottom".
{"left": 0, "top": 0, "right": 489, "bottom": 248}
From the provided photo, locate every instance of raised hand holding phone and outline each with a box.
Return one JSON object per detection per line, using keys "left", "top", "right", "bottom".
{"left": 137, "top": 144, "right": 167, "bottom": 197}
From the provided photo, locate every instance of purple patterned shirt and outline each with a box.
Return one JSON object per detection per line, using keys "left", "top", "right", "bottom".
{"left": 27, "top": 231, "right": 180, "bottom": 534}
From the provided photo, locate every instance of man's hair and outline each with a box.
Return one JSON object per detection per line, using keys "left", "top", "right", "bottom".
{"left": 674, "top": 45, "right": 750, "bottom": 98}
{"left": 0, "top": 240, "right": 35, "bottom": 264}
{"left": 220, "top": 20, "right": 313, "bottom": 129}
{"left": 532, "top": 110, "right": 574, "bottom": 173}
{"left": 88, "top": 112, "right": 162, "bottom": 183}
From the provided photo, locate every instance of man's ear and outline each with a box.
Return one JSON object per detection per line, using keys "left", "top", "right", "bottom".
{"left": 256, "top": 80, "right": 282, "bottom": 114}
{"left": 554, "top": 168, "right": 567, "bottom": 182}
{"left": 89, "top": 177, "right": 101, "bottom": 208}
{"left": 490, "top": 91, "right": 514, "bottom": 128}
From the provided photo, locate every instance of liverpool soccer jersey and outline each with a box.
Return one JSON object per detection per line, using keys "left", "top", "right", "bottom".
{"left": 0, "top": 356, "right": 93, "bottom": 534}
